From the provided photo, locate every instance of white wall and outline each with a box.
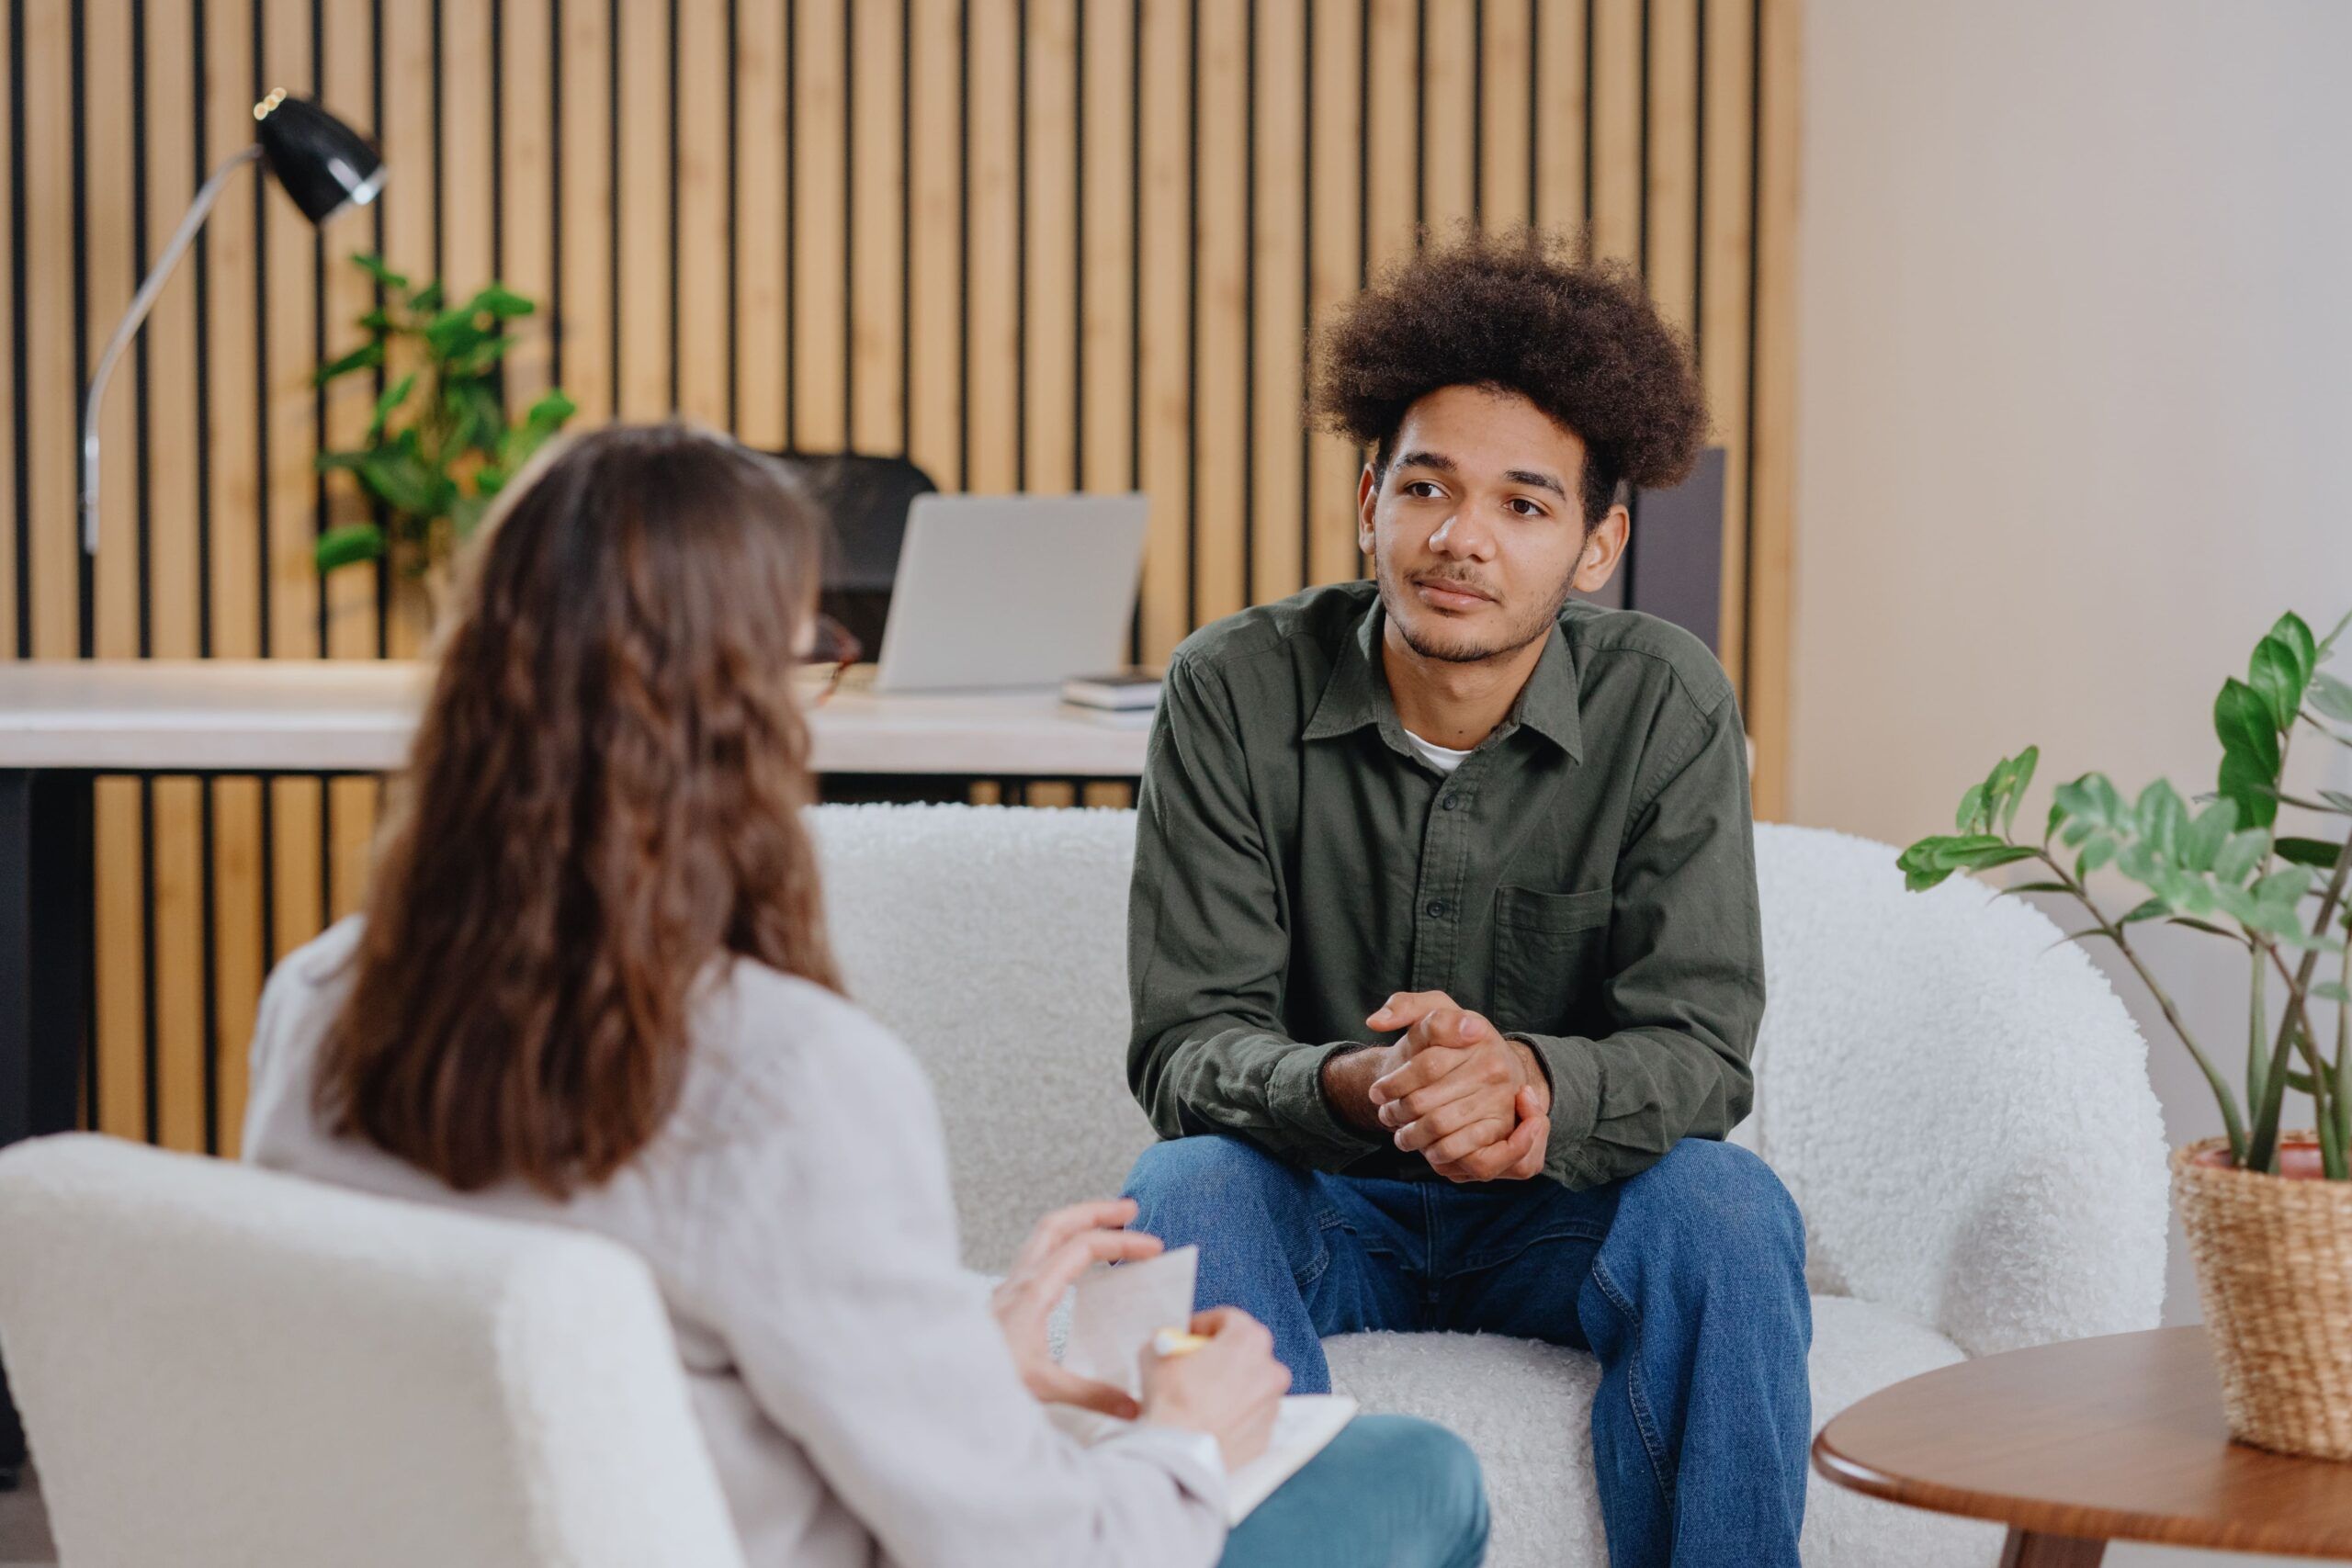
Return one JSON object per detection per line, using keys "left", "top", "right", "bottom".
{"left": 1794, "top": 5, "right": 2352, "bottom": 1559}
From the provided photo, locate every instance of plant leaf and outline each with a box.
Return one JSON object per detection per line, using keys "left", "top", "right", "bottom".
{"left": 2274, "top": 837, "right": 2343, "bottom": 870}
{"left": 2251, "top": 633, "right": 2306, "bottom": 735}
{"left": 2270, "top": 611, "right": 2317, "bottom": 690}
{"left": 1956, "top": 783, "right": 1987, "bottom": 835}
{"left": 2317, "top": 605, "right": 2352, "bottom": 660}
{"left": 2166, "top": 916, "right": 2240, "bottom": 938}
{"left": 311, "top": 340, "right": 384, "bottom": 386}
{"left": 1996, "top": 880, "right": 2075, "bottom": 897}
{"left": 2182, "top": 797, "right": 2237, "bottom": 872}
{"left": 2003, "top": 746, "right": 2039, "bottom": 837}
{"left": 349, "top": 252, "right": 410, "bottom": 291}
{"left": 465, "top": 282, "right": 536, "bottom": 319}
{"left": 2213, "top": 828, "right": 2271, "bottom": 886}
{"left": 2216, "top": 678, "right": 2284, "bottom": 829}
{"left": 2120, "top": 897, "right": 2168, "bottom": 924}
{"left": 366, "top": 372, "right": 417, "bottom": 439}
{"left": 407, "top": 279, "right": 446, "bottom": 312}
{"left": 313, "top": 524, "right": 384, "bottom": 571}
{"left": 2077, "top": 835, "right": 2117, "bottom": 877}
{"left": 2312, "top": 671, "right": 2352, "bottom": 725}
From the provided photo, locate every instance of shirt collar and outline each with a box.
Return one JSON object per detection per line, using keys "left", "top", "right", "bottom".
{"left": 1301, "top": 594, "right": 1584, "bottom": 763}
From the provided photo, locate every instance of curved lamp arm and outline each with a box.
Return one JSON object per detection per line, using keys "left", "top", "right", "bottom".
{"left": 80, "top": 144, "right": 263, "bottom": 555}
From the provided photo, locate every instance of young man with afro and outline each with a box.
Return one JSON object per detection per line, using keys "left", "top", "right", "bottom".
{"left": 1120, "top": 231, "right": 1808, "bottom": 1567}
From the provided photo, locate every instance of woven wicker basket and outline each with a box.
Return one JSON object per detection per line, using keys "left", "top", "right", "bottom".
{"left": 2171, "top": 1134, "right": 2352, "bottom": 1461}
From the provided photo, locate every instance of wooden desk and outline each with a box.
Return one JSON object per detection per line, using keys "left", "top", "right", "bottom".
{"left": 1812, "top": 1326, "right": 2352, "bottom": 1564}
{"left": 0, "top": 659, "right": 1151, "bottom": 777}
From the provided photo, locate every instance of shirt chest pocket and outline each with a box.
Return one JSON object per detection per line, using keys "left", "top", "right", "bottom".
{"left": 1490, "top": 885, "right": 1612, "bottom": 1032}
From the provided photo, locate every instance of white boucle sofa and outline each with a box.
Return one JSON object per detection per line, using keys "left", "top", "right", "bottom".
{"left": 809, "top": 805, "right": 2171, "bottom": 1568}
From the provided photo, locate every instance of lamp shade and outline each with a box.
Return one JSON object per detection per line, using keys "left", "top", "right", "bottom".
{"left": 253, "top": 91, "right": 385, "bottom": 224}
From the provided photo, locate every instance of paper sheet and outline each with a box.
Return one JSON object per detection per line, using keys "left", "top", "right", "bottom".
{"left": 1046, "top": 1244, "right": 1357, "bottom": 1524}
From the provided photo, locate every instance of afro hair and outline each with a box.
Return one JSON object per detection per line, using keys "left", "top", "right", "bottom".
{"left": 1310, "top": 227, "right": 1707, "bottom": 525}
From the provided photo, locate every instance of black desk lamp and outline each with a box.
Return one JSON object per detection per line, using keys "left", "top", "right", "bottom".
{"left": 79, "top": 92, "right": 384, "bottom": 553}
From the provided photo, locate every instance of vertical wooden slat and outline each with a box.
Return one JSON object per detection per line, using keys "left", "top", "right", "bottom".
{"left": 1643, "top": 0, "right": 1698, "bottom": 333}
{"left": 20, "top": 0, "right": 74, "bottom": 662}
{"left": 1588, "top": 0, "right": 1639, "bottom": 265}
{"left": 557, "top": 0, "right": 614, "bottom": 424}
{"left": 144, "top": 0, "right": 207, "bottom": 1151}
{"left": 964, "top": 0, "right": 1018, "bottom": 490}
{"left": 906, "top": 0, "right": 961, "bottom": 489}
{"left": 0, "top": 0, "right": 15, "bottom": 660}
{"left": 1135, "top": 0, "right": 1192, "bottom": 657}
{"left": 1076, "top": 0, "right": 1133, "bottom": 496}
{"left": 1306, "top": 0, "right": 1364, "bottom": 589}
{"left": 1363, "top": 0, "right": 1418, "bottom": 273}
{"left": 1192, "top": 0, "right": 1245, "bottom": 626}
{"left": 733, "top": 0, "right": 787, "bottom": 447}
{"left": 441, "top": 0, "right": 494, "bottom": 290}
{"left": 1419, "top": 0, "right": 1475, "bottom": 234}
{"left": 378, "top": 0, "right": 437, "bottom": 656}
{"left": 1249, "top": 0, "right": 1305, "bottom": 604}
{"left": 322, "top": 0, "right": 379, "bottom": 927}
{"left": 203, "top": 0, "right": 266, "bottom": 1155}
{"left": 791, "top": 0, "right": 849, "bottom": 450}
{"left": 614, "top": 0, "right": 670, "bottom": 417}
{"left": 1746, "top": 0, "right": 1796, "bottom": 818}
{"left": 1533, "top": 0, "right": 1588, "bottom": 241}
{"left": 85, "top": 0, "right": 146, "bottom": 1138}
{"left": 674, "top": 0, "right": 729, "bottom": 426}
{"left": 848, "top": 0, "right": 905, "bottom": 453}
{"left": 263, "top": 0, "right": 322, "bottom": 965}
{"left": 1701, "top": 0, "right": 1754, "bottom": 686}
{"left": 502, "top": 0, "right": 557, "bottom": 411}
{"left": 1021, "top": 0, "right": 1077, "bottom": 492}
{"left": 1476, "top": 0, "right": 1532, "bottom": 231}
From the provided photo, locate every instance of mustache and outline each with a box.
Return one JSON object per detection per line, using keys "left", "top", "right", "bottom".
{"left": 1410, "top": 569, "right": 1498, "bottom": 602}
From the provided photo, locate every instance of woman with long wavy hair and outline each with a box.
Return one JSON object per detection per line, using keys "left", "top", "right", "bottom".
{"left": 239, "top": 423, "right": 1488, "bottom": 1568}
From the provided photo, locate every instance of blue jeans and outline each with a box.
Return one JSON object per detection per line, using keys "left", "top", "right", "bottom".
{"left": 1219, "top": 1412, "right": 1489, "bottom": 1568}
{"left": 1125, "top": 1135, "right": 1811, "bottom": 1568}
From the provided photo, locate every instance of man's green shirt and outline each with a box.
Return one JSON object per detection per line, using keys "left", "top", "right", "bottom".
{"left": 1125, "top": 580, "right": 1765, "bottom": 1190}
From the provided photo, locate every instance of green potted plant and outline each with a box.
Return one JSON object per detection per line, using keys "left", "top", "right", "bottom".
{"left": 1900, "top": 610, "right": 2352, "bottom": 1460}
{"left": 311, "top": 252, "right": 575, "bottom": 614}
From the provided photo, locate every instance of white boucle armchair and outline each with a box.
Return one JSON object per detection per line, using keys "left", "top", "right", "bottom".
{"left": 808, "top": 805, "right": 2171, "bottom": 1568}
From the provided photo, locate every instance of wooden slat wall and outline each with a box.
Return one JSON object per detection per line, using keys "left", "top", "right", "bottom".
{"left": 4, "top": 0, "right": 1799, "bottom": 1151}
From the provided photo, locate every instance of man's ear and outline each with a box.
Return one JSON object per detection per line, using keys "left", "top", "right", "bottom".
{"left": 1570, "top": 504, "right": 1631, "bottom": 592}
{"left": 1356, "top": 462, "right": 1380, "bottom": 556}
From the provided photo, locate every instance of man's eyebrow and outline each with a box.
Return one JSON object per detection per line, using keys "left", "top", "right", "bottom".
{"left": 1391, "top": 450, "right": 1456, "bottom": 473}
{"left": 1505, "top": 468, "right": 1568, "bottom": 500}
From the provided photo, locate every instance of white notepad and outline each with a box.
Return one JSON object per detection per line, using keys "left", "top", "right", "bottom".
{"left": 1049, "top": 1246, "right": 1356, "bottom": 1525}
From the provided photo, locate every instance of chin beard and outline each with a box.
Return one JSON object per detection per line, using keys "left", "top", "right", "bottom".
{"left": 1377, "top": 562, "right": 1575, "bottom": 666}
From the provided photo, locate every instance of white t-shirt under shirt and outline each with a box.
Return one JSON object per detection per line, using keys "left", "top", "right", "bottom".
{"left": 1404, "top": 729, "right": 1474, "bottom": 775}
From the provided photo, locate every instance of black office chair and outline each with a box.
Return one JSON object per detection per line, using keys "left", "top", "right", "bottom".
{"left": 769, "top": 451, "right": 940, "bottom": 659}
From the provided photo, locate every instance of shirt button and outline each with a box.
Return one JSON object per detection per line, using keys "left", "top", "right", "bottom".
{"left": 1440, "top": 794, "right": 1460, "bottom": 811}
{"left": 1425, "top": 899, "right": 1448, "bottom": 919}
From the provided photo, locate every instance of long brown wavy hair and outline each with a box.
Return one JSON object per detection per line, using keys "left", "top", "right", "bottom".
{"left": 315, "top": 422, "right": 842, "bottom": 1196}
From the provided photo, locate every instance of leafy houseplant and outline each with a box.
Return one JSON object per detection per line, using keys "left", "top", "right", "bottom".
{"left": 1899, "top": 609, "right": 2352, "bottom": 1460}
{"left": 311, "top": 253, "right": 574, "bottom": 603}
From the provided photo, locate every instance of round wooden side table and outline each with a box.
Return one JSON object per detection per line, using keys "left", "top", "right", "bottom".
{"left": 1811, "top": 1326, "right": 2352, "bottom": 1565}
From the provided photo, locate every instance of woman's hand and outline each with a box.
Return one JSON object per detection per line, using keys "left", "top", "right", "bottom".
{"left": 990, "top": 1197, "right": 1165, "bottom": 1418}
{"left": 1141, "top": 1306, "right": 1292, "bottom": 1469}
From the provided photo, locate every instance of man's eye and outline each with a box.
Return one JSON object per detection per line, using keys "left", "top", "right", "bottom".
{"left": 1405, "top": 480, "right": 1443, "bottom": 499}
{"left": 1509, "top": 498, "right": 1545, "bottom": 517}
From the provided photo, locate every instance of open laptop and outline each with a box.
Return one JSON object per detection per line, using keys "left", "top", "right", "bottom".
{"left": 870, "top": 493, "right": 1150, "bottom": 693}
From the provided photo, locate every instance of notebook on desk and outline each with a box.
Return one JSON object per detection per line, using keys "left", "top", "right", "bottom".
{"left": 870, "top": 494, "right": 1150, "bottom": 693}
